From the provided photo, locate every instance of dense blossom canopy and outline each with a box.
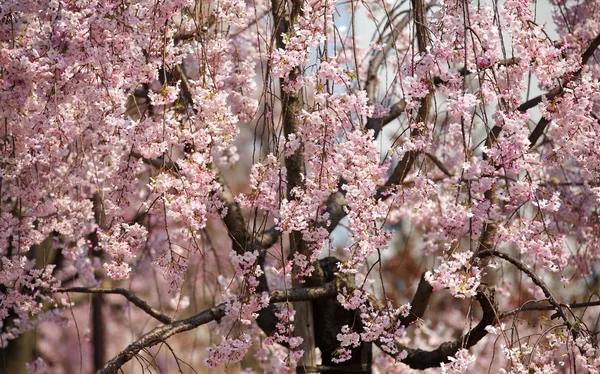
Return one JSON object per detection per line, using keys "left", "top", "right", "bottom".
{"left": 1, "top": 0, "right": 600, "bottom": 373}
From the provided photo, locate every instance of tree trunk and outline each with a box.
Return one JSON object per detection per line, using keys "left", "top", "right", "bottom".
{"left": 310, "top": 258, "right": 372, "bottom": 373}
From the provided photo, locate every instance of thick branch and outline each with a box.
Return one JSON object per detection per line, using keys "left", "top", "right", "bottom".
{"left": 252, "top": 189, "right": 348, "bottom": 256}
{"left": 254, "top": 226, "right": 280, "bottom": 248}
{"left": 271, "top": 0, "right": 307, "bottom": 261}
{"left": 259, "top": 0, "right": 471, "bottom": 247}
{"left": 366, "top": 100, "right": 407, "bottom": 138}
{"left": 526, "top": 33, "right": 600, "bottom": 145}
{"left": 375, "top": 149, "right": 419, "bottom": 200}
{"left": 403, "top": 286, "right": 496, "bottom": 369}
{"left": 366, "top": 58, "right": 518, "bottom": 138}
{"left": 99, "top": 282, "right": 337, "bottom": 374}
{"left": 425, "top": 152, "right": 453, "bottom": 177}
{"left": 474, "top": 184, "right": 498, "bottom": 256}
{"left": 269, "top": 0, "right": 317, "bottom": 367}
{"left": 580, "top": 32, "right": 600, "bottom": 66}
{"left": 380, "top": 286, "right": 497, "bottom": 370}
{"left": 399, "top": 272, "right": 433, "bottom": 327}
{"left": 142, "top": 63, "right": 282, "bottom": 338}
{"left": 171, "top": 65, "right": 194, "bottom": 108}
{"left": 56, "top": 287, "right": 172, "bottom": 324}
{"left": 214, "top": 168, "right": 281, "bottom": 334}
{"left": 527, "top": 116, "right": 550, "bottom": 147}
{"left": 92, "top": 294, "right": 106, "bottom": 372}
{"left": 516, "top": 87, "right": 562, "bottom": 113}
{"left": 491, "top": 32, "right": 600, "bottom": 147}
{"left": 433, "top": 57, "right": 521, "bottom": 86}
{"left": 214, "top": 169, "right": 249, "bottom": 256}
{"left": 131, "top": 151, "right": 179, "bottom": 173}
{"left": 373, "top": 0, "right": 433, "bottom": 199}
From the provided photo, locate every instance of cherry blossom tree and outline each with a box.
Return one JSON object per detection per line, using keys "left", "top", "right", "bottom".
{"left": 1, "top": 0, "right": 600, "bottom": 373}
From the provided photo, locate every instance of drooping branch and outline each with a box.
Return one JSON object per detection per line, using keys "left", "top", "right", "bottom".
{"left": 98, "top": 281, "right": 337, "bottom": 374}
{"left": 56, "top": 287, "right": 173, "bottom": 324}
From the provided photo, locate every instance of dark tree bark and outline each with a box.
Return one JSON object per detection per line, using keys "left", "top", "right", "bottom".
{"left": 311, "top": 257, "right": 372, "bottom": 374}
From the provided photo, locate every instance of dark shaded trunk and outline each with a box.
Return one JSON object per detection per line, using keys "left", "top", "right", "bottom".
{"left": 92, "top": 294, "right": 105, "bottom": 371}
{"left": 298, "top": 257, "right": 372, "bottom": 373}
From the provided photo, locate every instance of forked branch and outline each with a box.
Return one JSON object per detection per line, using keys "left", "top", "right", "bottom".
{"left": 98, "top": 281, "right": 337, "bottom": 374}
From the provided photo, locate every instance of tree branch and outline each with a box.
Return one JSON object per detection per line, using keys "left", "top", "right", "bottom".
{"left": 527, "top": 116, "right": 550, "bottom": 147}
{"left": 365, "top": 13, "right": 411, "bottom": 103}
{"left": 56, "top": 287, "right": 173, "bottom": 324}
{"left": 432, "top": 57, "right": 521, "bottom": 86}
{"left": 364, "top": 12, "right": 411, "bottom": 138}
{"left": 580, "top": 32, "right": 600, "bottom": 66}
{"left": 373, "top": 0, "right": 432, "bottom": 200}
{"left": 98, "top": 281, "right": 337, "bottom": 374}
{"left": 399, "top": 272, "right": 433, "bottom": 327}
{"left": 477, "top": 250, "right": 569, "bottom": 325}
{"left": 214, "top": 169, "right": 249, "bottom": 256}
{"left": 138, "top": 62, "right": 283, "bottom": 339}
{"left": 381, "top": 285, "right": 497, "bottom": 369}
{"left": 366, "top": 58, "right": 519, "bottom": 139}
{"left": 501, "top": 299, "right": 600, "bottom": 318}
{"left": 526, "top": 33, "right": 600, "bottom": 146}
{"left": 366, "top": 100, "right": 407, "bottom": 138}
{"left": 272, "top": 0, "right": 307, "bottom": 259}
{"left": 425, "top": 152, "right": 453, "bottom": 177}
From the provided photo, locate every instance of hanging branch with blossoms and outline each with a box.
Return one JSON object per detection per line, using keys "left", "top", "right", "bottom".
{"left": 2, "top": 0, "right": 600, "bottom": 373}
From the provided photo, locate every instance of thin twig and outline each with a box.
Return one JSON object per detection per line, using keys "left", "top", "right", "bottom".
{"left": 56, "top": 287, "right": 172, "bottom": 324}
{"left": 501, "top": 299, "right": 600, "bottom": 318}
{"left": 477, "top": 250, "right": 569, "bottom": 325}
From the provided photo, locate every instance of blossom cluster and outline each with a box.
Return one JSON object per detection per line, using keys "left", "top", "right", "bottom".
{"left": 2, "top": 0, "right": 600, "bottom": 372}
